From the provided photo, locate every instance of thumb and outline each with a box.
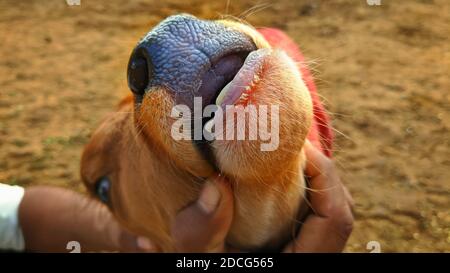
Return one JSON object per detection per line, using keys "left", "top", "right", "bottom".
{"left": 171, "top": 175, "right": 234, "bottom": 252}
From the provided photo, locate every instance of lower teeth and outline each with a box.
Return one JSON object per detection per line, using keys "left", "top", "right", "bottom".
{"left": 203, "top": 119, "right": 215, "bottom": 141}
{"left": 215, "top": 81, "right": 233, "bottom": 106}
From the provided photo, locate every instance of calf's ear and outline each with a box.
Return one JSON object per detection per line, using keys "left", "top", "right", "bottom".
{"left": 80, "top": 106, "right": 132, "bottom": 192}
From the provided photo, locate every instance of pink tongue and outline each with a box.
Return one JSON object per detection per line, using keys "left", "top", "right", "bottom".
{"left": 217, "top": 49, "right": 270, "bottom": 107}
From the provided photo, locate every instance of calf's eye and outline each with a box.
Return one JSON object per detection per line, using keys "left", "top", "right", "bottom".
{"left": 95, "top": 177, "right": 111, "bottom": 204}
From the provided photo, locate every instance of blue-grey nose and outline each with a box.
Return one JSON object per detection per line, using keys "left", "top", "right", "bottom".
{"left": 127, "top": 14, "right": 256, "bottom": 108}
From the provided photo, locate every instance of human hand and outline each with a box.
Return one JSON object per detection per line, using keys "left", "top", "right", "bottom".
{"left": 161, "top": 140, "right": 353, "bottom": 252}
{"left": 19, "top": 186, "right": 155, "bottom": 252}
{"left": 284, "top": 140, "right": 354, "bottom": 252}
{"left": 19, "top": 140, "right": 351, "bottom": 253}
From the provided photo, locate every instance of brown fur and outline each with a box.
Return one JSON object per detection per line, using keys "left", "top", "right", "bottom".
{"left": 81, "top": 20, "right": 313, "bottom": 251}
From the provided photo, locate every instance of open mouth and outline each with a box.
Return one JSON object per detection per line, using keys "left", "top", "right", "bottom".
{"left": 199, "top": 48, "right": 271, "bottom": 140}
{"left": 194, "top": 49, "right": 272, "bottom": 172}
{"left": 197, "top": 51, "right": 250, "bottom": 107}
{"left": 198, "top": 49, "right": 270, "bottom": 108}
{"left": 215, "top": 49, "right": 270, "bottom": 107}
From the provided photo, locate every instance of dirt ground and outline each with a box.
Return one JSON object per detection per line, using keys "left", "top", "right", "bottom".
{"left": 0, "top": 0, "right": 449, "bottom": 252}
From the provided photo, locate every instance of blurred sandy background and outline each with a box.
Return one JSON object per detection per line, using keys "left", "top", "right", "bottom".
{"left": 0, "top": 0, "right": 448, "bottom": 252}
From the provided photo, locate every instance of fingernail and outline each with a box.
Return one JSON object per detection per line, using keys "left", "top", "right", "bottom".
{"left": 198, "top": 180, "right": 221, "bottom": 214}
{"left": 136, "top": 237, "right": 155, "bottom": 251}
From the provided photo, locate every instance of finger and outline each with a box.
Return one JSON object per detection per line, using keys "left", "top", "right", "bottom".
{"left": 284, "top": 213, "right": 350, "bottom": 253}
{"left": 284, "top": 141, "right": 353, "bottom": 252}
{"left": 110, "top": 223, "right": 158, "bottom": 252}
{"left": 304, "top": 140, "right": 354, "bottom": 215}
{"left": 171, "top": 175, "right": 234, "bottom": 252}
{"left": 117, "top": 232, "right": 158, "bottom": 253}
{"left": 303, "top": 140, "right": 344, "bottom": 217}
{"left": 342, "top": 185, "right": 354, "bottom": 208}
{"left": 304, "top": 140, "right": 334, "bottom": 178}
{"left": 284, "top": 190, "right": 353, "bottom": 253}
{"left": 85, "top": 198, "right": 158, "bottom": 252}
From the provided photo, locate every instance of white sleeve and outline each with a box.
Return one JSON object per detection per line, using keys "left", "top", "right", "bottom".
{"left": 0, "top": 183, "right": 25, "bottom": 251}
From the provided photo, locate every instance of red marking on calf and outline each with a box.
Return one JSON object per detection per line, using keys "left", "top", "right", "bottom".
{"left": 257, "top": 28, "right": 334, "bottom": 157}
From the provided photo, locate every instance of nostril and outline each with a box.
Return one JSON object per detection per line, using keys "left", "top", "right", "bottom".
{"left": 127, "top": 14, "right": 257, "bottom": 107}
{"left": 127, "top": 50, "right": 150, "bottom": 99}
